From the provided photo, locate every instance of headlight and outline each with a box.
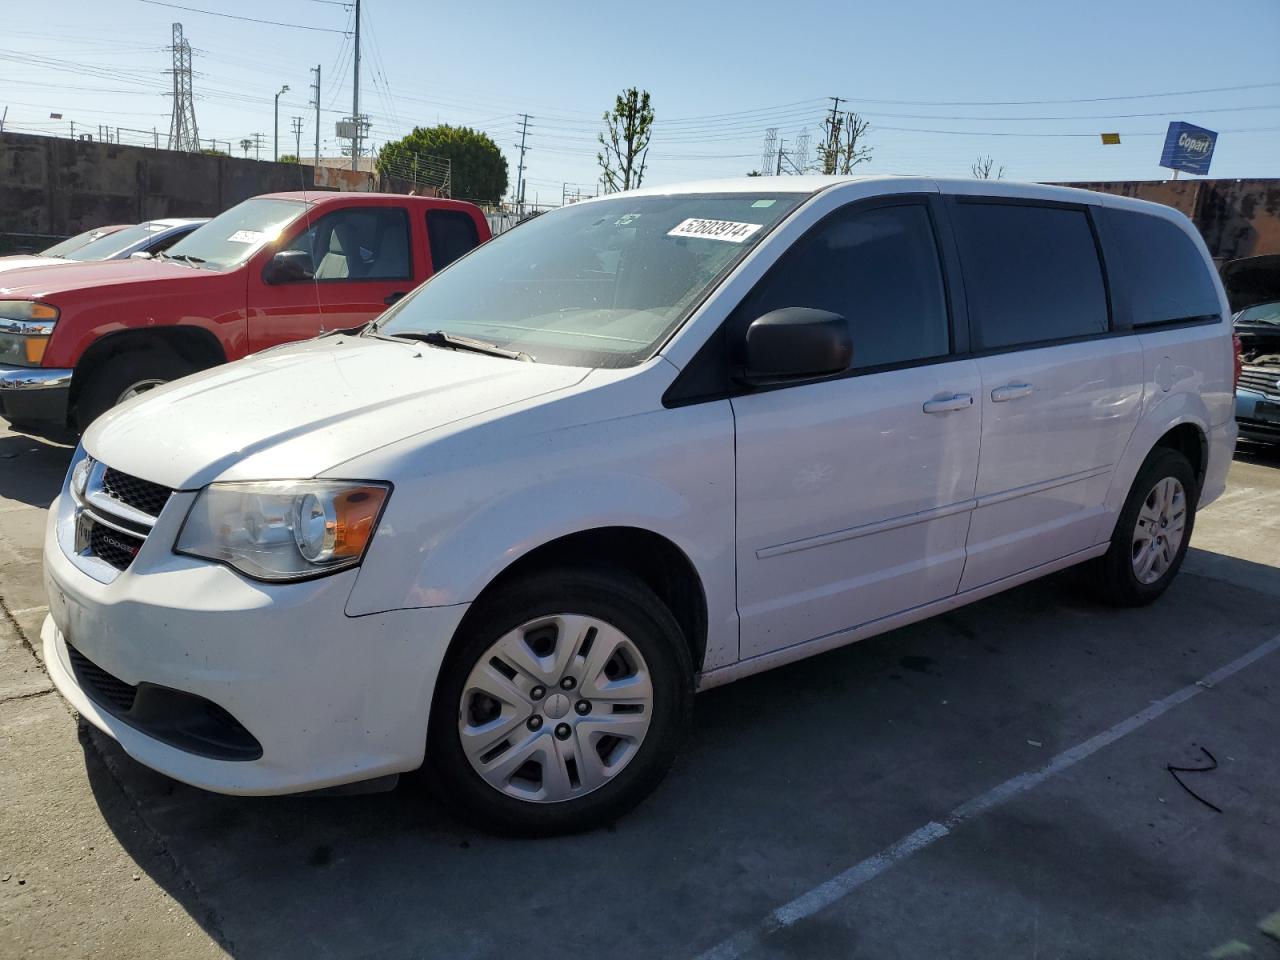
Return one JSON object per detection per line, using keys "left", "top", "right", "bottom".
{"left": 70, "top": 453, "right": 94, "bottom": 499}
{"left": 0, "top": 301, "right": 58, "bottom": 367}
{"left": 175, "top": 480, "right": 390, "bottom": 581}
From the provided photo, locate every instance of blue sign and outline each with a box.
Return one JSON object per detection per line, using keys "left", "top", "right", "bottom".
{"left": 1159, "top": 121, "right": 1217, "bottom": 176}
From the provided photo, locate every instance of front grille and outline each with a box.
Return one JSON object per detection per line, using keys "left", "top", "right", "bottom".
{"left": 66, "top": 642, "right": 138, "bottom": 713}
{"left": 102, "top": 468, "right": 172, "bottom": 517}
{"left": 1240, "top": 367, "right": 1280, "bottom": 398}
{"left": 87, "top": 520, "right": 143, "bottom": 571}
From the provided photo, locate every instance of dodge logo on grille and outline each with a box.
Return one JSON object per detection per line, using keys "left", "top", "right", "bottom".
{"left": 98, "top": 531, "right": 141, "bottom": 558}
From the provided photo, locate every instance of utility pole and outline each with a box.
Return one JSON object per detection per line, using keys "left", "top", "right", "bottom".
{"left": 822, "top": 96, "right": 845, "bottom": 175}
{"left": 309, "top": 64, "right": 321, "bottom": 164}
{"left": 351, "top": 0, "right": 361, "bottom": 170}
{"left": 775, "top": 138, "right": 786, "bottom": 176}
{"left": 273, "top": 84, "right": 290, "bottom": 161}
{"left": 291, "top": 116, "right": 303, "bottom": 160}
{"left": 514, "top": 113, "right": 531, "bottom": 212}
{"left": 252, "top": 132, "right": 263, "bottom": 161}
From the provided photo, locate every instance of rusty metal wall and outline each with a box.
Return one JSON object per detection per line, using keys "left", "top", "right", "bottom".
{"left": 1062, "top": 178, "right": 1280, "bottom": 263}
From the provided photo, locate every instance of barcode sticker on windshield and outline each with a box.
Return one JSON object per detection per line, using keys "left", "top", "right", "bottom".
{"left": 227, "top": 230, "right": 267, "bottom": 244}
{"left": 667, "top": 218, "right": 763, "bottom": 243}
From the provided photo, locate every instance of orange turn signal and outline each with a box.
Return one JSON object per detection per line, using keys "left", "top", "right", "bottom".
{"left": 330, "top": 486, "right": 389, "bottom": 559}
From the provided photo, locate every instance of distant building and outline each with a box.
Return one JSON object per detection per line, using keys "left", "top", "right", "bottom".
{"left": 1060, "top": 178, "right": 1280, "bottom": 264}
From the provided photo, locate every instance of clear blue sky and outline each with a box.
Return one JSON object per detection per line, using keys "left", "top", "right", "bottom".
{"left": 4, "top": 0, "right": 1279, "bottom": 203}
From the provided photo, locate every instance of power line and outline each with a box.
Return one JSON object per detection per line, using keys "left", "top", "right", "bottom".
{"left": 134, "top": 0, "right": 352, "bottom": 34}
{"left": 836, "top": 81, "right": 1280, "bottom": 107}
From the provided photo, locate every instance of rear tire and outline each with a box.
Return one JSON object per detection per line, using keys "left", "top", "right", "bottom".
{"left": 427, "top": 567, "right": 694, "bottom": 837}
{"left": 1091, "top": 448, "right": 1198, "bottom": 606}
{"left": 75, "top": 347, "right": 198, "bottom": 432}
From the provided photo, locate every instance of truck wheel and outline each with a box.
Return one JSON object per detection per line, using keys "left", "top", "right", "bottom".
{"left": 427, "top": 567, "right": 694, "bottom": 837}
{"left": 75, "top": 348, "right": 198, "bottom": 432}
{"left": 1091, "top": 448, "right": 1198, "bottom": 606}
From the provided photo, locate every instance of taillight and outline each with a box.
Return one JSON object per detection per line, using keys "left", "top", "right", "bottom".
{"left": 1233, "top": 333, "right": 1243, "bottom": 392}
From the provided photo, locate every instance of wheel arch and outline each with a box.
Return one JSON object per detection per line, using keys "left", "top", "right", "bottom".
{"left": 69, "top": 326, "right": 227, "bottom": 420}
{"left": 448, "top": 525, "right": 709, "bottom": 677}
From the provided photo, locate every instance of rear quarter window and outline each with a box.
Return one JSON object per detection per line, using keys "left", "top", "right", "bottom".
{"left": 1105, "top": 208, "right": 1221, "bottom": 327}
{"left": 427, "top": 210, "right": 481, "bottom": 272}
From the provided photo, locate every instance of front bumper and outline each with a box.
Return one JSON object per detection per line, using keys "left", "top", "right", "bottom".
{"left": 0, "top": 364, "right": 72, "bottom": 425}
{"left": 42, "top": 491, "right": 469, "bottom": 795}
{"left": 1235, "top": 386, "right": 1280, "bottom": 443}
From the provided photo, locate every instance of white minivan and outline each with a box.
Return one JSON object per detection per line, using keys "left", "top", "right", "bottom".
{"left": 41, "top": 176, "right": 1236, "bottom": 835}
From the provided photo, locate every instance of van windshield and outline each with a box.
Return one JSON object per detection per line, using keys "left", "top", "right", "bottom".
{"left": 377, "top": 193, "right": 805, "bottom": 367}
{"left": 162, "top": 198, "right": 305, "bottom": 270}
{"left": 63, "top": 222, "right": 165, "bottom": 261}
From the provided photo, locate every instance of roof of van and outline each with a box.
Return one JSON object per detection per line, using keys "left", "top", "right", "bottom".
{"left": 587, "top": 175, "right": 1120, "bottom": 208}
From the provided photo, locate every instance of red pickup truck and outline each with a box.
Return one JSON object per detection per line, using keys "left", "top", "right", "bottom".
{"left": 0, "top": 191, "right": 490, "bottom": 432}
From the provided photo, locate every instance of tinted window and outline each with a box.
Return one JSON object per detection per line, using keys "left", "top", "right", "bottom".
{"left": 952, "top": 202, "right": 1109, "bottom": 350}
{"left": 1107, "top": 208, "right": 1220, "bottom": 326}
{"left": 282, "top": 207, "right": 411, "bottom": 281}
{"left": 427, "top": 210, "right": 481, "bottom": 272}
{"left": 734, "top": 202, "right": 950, "bottom": 370}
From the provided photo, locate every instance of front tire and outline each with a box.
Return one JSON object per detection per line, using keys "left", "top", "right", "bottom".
{"left": 1092, "top": 448, "right": 1198, "bottom": 606}
{"left": 427, "top": 568, "right": 694, "bottom": 836}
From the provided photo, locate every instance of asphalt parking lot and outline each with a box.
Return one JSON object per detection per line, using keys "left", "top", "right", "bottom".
{"left": 2, "top": 421, "right": 1279, "bottom": 960}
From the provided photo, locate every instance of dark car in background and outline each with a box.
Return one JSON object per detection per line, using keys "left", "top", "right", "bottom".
{"left": 1224, "top": 255, "right": 1280, "bottom": 444}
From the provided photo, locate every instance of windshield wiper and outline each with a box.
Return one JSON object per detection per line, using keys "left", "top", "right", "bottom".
{"left": 388, "top": 329, "right": 535, "bottom": 362}
{"left": 158, "top": 252, "right": 206, "bottom": 267}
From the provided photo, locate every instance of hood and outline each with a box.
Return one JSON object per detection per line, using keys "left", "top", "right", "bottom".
{"left": 83, "top": 336, "right": 590, "bottom": 489}
{"left": 1220, "top": 255, "right": 1280, "bottom": 313}
{"left": 0, "top": 257, "right": 199, "bottom": 300}
{"left": 0, "top": 255, "right": 65, "bottom": 275}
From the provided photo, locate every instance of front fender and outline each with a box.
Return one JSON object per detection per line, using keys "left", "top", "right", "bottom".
{"left": 343, "top": 399, "right": 740, "bottom": 669}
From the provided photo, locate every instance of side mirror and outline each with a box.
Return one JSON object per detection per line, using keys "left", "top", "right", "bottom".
{"left": 737, "top": 307, "right": 853, "bottom": 386}
{"left": 265, "top": 249, "right": 314, "bottom": 283}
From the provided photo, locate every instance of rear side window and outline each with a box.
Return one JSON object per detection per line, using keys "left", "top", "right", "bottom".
{"left": 951, "top": 202, "right": 1109, "bottom": 350}
{"left": 427, "top": 210, "right": 481, "bottom": 272}
{"left": 735, "top": 202, "right": 950, "bottom": 370}
{"left": 1105, "top": 209, "right": 1220, "bottom": 327}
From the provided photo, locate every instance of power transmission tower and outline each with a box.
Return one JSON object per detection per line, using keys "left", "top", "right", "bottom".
{"left": 821, "top": 96, "right": 845, "bottom": 175}
{"left": 793, "top": 130, "right": 811, "bottom": 173}
{"left": 309, "top": 64, "right": 321, "bottom": 164}
{"left": 760, "top": 127, "right": 778, "bottom": 176}
{"left": 514, "top": 113, "right": 531, "bottom": 211}
{"left": 166, "top": 22, "right": 201, "bottom": 152}
{"left": 291, "top": 117, "right": 303, "bottom": 159}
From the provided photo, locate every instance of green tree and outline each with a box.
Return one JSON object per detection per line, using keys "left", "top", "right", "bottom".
{"left": 377, "top": 125, "right": 508, "bottom": 204}
{"left": 278, "top": 153, "right": 299, "bottom": 164}
{"left": 598, "top": 88, "right": 654, "bottom": 193}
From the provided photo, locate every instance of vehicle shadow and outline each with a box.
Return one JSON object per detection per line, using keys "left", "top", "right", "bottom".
{"left": 1234, "top": 438, "right": 1280, "bottom": 467}
{"left": 79, "top": 549, "right": 1280, "bottom": 959}
{"left": 0, "top": 427, "right": 73, "bottom": 509}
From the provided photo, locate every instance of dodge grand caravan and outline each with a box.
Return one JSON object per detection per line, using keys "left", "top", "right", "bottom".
{"left": 42, "top": 176, "right": 1236, "bottom": 835}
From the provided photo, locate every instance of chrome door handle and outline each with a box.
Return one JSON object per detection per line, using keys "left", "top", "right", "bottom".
{"left": 922, "top": 393, "right": 974, "bottom": 414}
{"left": 990, "top": 383, "right": 1034, "bottom": 402}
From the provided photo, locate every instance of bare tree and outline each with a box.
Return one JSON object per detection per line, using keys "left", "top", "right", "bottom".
{"left": 818, "top": 112, "right": 873, "bottom": 175}
{"left": 598, "top": 88, "right": 654, "bottom": 193}
{"left": 972, "top": 155, "right": 1006, "bottom": 180}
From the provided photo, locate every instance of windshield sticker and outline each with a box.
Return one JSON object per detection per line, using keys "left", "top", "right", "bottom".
{"left": 614, "top": 214, "right": 642, "bottom": 226}
{"left": 668, "top": 218, "right": 763, "bottom": 243}
{"left": 227, "top": 229, "right": 268, "bottom": 244}
{"left": 751, "top": 199, "right": 777, "bottom": 208}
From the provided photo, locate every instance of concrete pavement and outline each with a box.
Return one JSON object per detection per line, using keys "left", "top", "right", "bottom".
{"left": 1, "top": 423, "right": 1279, "bottom": 959}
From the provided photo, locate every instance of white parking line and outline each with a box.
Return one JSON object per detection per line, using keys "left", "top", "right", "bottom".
{"left": 696, "top": 631, "right": 1280, "bottom": 960}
